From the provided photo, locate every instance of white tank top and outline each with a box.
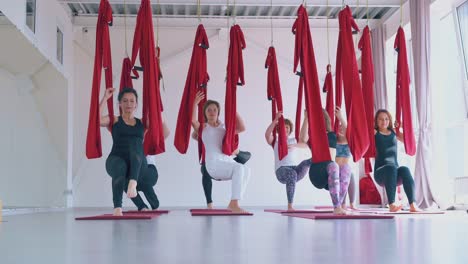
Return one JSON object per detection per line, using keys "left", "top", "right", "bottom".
{"left": 202, "top": 122, "right": 233, "bottom": 162}
{"left": 274, "top": 137, "right": 309, "bottom": 170}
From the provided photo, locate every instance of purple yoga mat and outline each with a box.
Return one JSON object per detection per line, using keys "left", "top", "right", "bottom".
{"left": 189, "top": 209, "right": 232, "bottom": 213}
{"left": 264, "top": 209, "right": 333, "bottom": 214}
{"left": 283, "top": 212, "right": 394, "bottom": 220}
{"left": 75, "top": 214, "right": 155, "bottom": 220}
{"left": 124, "top": 210, "right": 169, "bottom": 214}
{"left": 191, "top": 211, "right": 253, "bottom": 216}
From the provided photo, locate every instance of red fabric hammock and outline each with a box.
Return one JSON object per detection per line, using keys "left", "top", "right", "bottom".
{"left": 174, "top": 24, "right": 210, "bottom": 162}
{"left": 358, "top": 25, "right": 376, "bottom": 173}
{"left": 118, "top": 57, "right": 134, "bottom": 116}
{"left": 130, "top": 0, "right": 165, "bottom": 155}
{"left": 323, "top": 64, "right": 335, "bottom": 130}
{"left": 335, "top": 6, "right": 369, "bottom": 162}
{"left": 292, "top": 5, "right": 330, "bottom": 163}
{"left": 394, "top": 27, "right": 416, "bottom": 156}
{"left": 85, "top": 0, "right": 114, "bottom": 159}
{"left": 222, "top": 24, "right": 246, "bottom": 155}
{"left": 265, "top": 46, "right": 288, "bottom": 160}
{"left": 294, "top": 77, "right": 304, "bottom": 142}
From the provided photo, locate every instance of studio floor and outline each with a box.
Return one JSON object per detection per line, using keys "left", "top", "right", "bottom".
{"left": 1, "top": 207, "right": 468, "bottom": 264}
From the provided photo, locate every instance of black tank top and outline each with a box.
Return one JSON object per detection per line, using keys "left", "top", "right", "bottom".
{"left": 327, "top": 132, "right": 337, "bottom": 149}
{"left": 110, "top": 116, "right": 144, "bottom": 158}
{"left": 374, "top": 130, "right": 398, "bottom": 168}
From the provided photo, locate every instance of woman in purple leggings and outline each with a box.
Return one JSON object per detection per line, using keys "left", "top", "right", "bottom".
{"left": 265, "top": 111, "right": 311, "bottom": 211}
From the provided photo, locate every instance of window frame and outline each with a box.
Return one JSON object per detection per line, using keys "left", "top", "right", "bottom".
{"left": 454, "top": 0, "right": 468, "bottom": 118}
{"left": 56, "top": 26, "right": 64, "bottom": 65}
{"left": 25, "top": 0, "right": 36, "bottom": 33}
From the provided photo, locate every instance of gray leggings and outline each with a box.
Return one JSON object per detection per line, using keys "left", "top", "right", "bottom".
{"left": 275, "top": 159, "right": 312, "bottom": 203}
{"left": 344, "top": 173, "right": 356, "bottom": 205}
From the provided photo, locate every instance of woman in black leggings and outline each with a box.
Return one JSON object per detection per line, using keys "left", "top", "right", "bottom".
{"left": 374, "top": 109, "right": 418, "bottom": 212}
{"left": 100, "top": 88, "right": 169, "bottom": 216}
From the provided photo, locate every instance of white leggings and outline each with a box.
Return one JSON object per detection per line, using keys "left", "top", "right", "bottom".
{"left": 206, "top": 159, "right": 250, "bottom": 200}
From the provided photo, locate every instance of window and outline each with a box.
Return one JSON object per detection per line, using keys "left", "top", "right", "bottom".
{"left": 26, "top": 0, "right": 36, "bottom": 33}
{"left": 456, "top": 1, "right": 468, "bottom": 117}
{"left": 57, "top": 27, "right": 63, "bottom": 64}
{"left": 457, "top": 1, "right": 468, "bottom": 79}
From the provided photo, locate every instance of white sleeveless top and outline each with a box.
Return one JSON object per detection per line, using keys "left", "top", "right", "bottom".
{"left": 274, "top": 137, "right": 310, "bottom": 170}
{"left": 202, "top": 122, "right": 234, "bottom": 162}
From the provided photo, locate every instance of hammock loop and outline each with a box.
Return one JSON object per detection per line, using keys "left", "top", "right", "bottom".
{"left": 326, "top": 0, "right": 330, "bottom": 65}
{"left": 400, "top": 0, "right": 403, "bottom": 26}
{"left": 123, "top": 0, "right": 128, "bottom": 57}
{"left": 270, "top": 0, "right": 274, "bottom": 46}
{"left": 197, "top": 0, "right": 202, "bottom": 23}
{"left": 366, "top": 0, "right": 369, "bottom": 25}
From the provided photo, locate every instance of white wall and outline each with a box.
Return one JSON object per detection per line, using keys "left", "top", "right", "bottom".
{"left": 0, "top": 0, "right": 74, "bottom": 207}
{"left": 0, "top": 0, "right": 74, "bottom": 77}
{"left": 72, "top": 24, "right": 362, "bottom": 208}
{"left": 0, "top": 67, "right": 66, "bottom": 207}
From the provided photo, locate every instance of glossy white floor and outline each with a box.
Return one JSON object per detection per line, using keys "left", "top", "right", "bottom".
{"left": 1, "top": 208, "right": 468, "bottom": 264}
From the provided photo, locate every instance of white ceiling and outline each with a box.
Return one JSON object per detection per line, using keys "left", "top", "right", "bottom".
{"left": 58, "top": 0, "right": 407, "bottom": 28}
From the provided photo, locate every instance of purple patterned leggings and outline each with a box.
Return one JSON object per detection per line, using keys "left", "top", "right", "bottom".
{"left": 327, "top": 163, "right": 352, "bottom": 208}
{"left": 276, "top": 159, "right": 312, "bottom": 203}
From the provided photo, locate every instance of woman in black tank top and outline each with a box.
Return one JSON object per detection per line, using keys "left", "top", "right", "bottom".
{"left": 374, "top": 109, "right": 418, "bottom": 212}
{"left": 100, "top": 88, "right": 169, "bottom": 216}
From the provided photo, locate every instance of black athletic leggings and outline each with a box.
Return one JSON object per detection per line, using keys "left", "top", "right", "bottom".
{"left": 374, "top": 165, "right": 414, "bottom": 204}
{"left": 106, "top": 155, "right": 159, "bottom": 209}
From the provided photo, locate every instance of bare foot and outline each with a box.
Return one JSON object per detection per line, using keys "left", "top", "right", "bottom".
{"left": 207, "top": 203, "right": 213, "bottom": 209}
{"left": 333, "top": 207, "right": 347, "bottom": 215}
{"left": 127, "top": 180, "right": 137, "bottom": 198}
{"left": 227, "top": 200, "right": 248, "bottom": 213}
{"left": 287, "top": 203, "right": 295, "bottom": 211}
{"left": 409, "top": 203, "right": 420, "bottom": 213}
{"left": 349, "top": 203, "right": 356, "bottom": 210}
{"left": 389, "top": 203, "right": 403, "bottom": 212}
{"left": 140, "top": 208, "right": 149, "bottom": 211}
{"left": 228, "top": 206, "right": 248, "bottom": 213}
{"left": 113, "top": 208, "right": 123, "bottom": 216}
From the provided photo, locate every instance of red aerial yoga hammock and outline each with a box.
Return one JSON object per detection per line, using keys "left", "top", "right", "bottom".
{"left": 86, "top": 0, "right": 113, "bottom": 159}
{"left": 335, "top": 6, "right": 369, "bottom": 162}
{"left": 265, "top": 46, "right": 288, "bottom": 161}
{"left": 358, "top": 25, "right": 376, "bottom": 173}
{"left": 130, "top": 0, "right": 165, "bottom": 155}
{"left": 222, "top": 24, "right": 245, "bottom": 156}
{"left": 120, "top": 47, "right": 163, "bottom": 114}
{"left": 119, "top": 58, "right": 133, "bottom": 99}
{"left": 323, "top": 64, "right": 335, "bottom": 130}
{"left": 174, "top": 24, "right": 210, "bottom": 162}
{"left": 292, "top": 5, "right": 330, "bottom": 163}
{"left": 394, "top": 27, "right": 416, "bottom": 156}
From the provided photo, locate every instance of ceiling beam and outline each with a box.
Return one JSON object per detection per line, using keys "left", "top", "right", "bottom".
{"left": 58, "top": 0, "right": 405, "bottom": 8}
{"left": 73, "top": 15, "right": 380, "bottom": 29}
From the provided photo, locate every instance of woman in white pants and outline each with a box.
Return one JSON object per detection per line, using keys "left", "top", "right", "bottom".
{"left": 191, "top": 91, "right": 250, "bottom": 212}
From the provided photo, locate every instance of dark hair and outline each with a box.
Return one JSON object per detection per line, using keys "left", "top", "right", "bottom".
{"left": 374, "top": 109, "right": 393, "bottom": 131}
{"left": 284, "top": 118, "right": 293, "bottom": 135}
{"left": 118, "top": 88, "right": 138, "bottom": 102}
{"left": 322, "top": 109, "right": 332, "bottom": 132}
{"left": 203, "top": 100, "right": 220, "bottom": 122}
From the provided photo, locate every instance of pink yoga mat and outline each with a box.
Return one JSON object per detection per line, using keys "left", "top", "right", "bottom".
{"left": 191, "top": 211, "right": 253, "bottom": 216}
{"left": 372, "top": 210, "right": 445, "bottom": 215}
{"left": 189, "top": 209, "right": 232, "bottom": 213}
{"left": 124, "top": 210, "right": 169, "bottom": 214}
{"left": 283, "top": 213, "right": 394, "bottom": 220}
{"left": 313, "top": 206, "right": 334, "bottom": 210}
{"left": 75, "top": 214, "right": 154, "bottom": 220}
{"left": 264, "top": 209, "right": 333, "bottom": 214}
